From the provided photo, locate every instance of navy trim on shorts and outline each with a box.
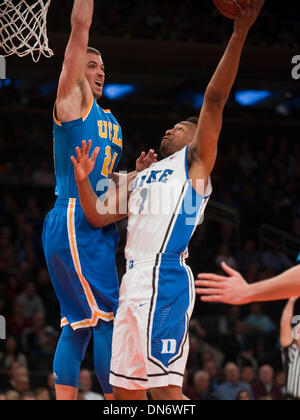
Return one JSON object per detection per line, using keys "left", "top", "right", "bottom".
{"left": 169, "top": 265, "right": 193, "bottom": 366}
{"left": 110, "top": 370, "right": 148, "bottom": 382}
{"left": 147, "top": 253, "right": 168, "bottom": 373}
{"left": 148, "top": 371, "right": 184, "bottom": 378}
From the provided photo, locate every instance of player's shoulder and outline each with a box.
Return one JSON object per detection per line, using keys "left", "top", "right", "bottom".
{"left": 95, "top": 103, "right": 111, "bottom": 115}
{"left": 163, "top": 146, "right": 188, "bottom": 165}
{"left": 97, "top": 105, "right": 119, "bottom": 122}
{"left": 101, "top": 108, "right": 112, "bottom": 115}
{"left": 147, "top": 147, "right": 187, "bottom": 175}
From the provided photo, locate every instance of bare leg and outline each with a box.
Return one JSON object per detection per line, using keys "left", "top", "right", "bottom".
{"left": 55, "top": 384, "right": 78, "bottom": 400}
{"left": 150, "top": 385, "right": 188, "bottom": 400}
{"left": 104, "top": 393, "right": 114, "bottom": 400}
{"left": 113, "top": 386, "right": 147, "bottom": 400}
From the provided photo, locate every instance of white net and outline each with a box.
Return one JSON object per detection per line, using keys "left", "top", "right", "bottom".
{"left": 0, "top": 0, "right": 53, "bottom": 62}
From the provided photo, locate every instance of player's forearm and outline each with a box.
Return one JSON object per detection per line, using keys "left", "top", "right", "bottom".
{"left": 71, "top": 0, "right": 94, "bottom": 29}
{"left": 98, "top": 171, "right": 137, "bottom": 226}
{"left": 77, "top": 178, "right": 124, "bottom": 228}
{"left": 77, "top": 170, "right": 137, "bottom": 228}
{"left": 280, "top": 300, "right": 296, "bottom": 327}
{"left": 246, "top": 265, "right": 300, "bottom": 303}
{"left": 76, "top": 178, "right": 103, "bottom": 228}
{"left": 204, "top": 30, "right": 247, "bottom": 106}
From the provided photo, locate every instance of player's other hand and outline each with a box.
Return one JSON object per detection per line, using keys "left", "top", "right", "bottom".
{"left": 136, "top": 149, "right": 158, "bottom": 172}
{"left": 71, "top": 140, "right": 100, "bottom": 183}
{"left": 195, "top": 262, "right": 250, "bottom": 305}
{"left": 233, "top": 0, "right": 265, "bottom": 35}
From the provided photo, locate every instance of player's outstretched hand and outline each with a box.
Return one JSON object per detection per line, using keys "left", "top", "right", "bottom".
{"left": 136, "top": 149, "right": 158, "bottom": 172}
{"left": 195, "top": 262, "right": 250, "bottom": 305}
{"left": 71, "top": 140, "right": 100, "bottom": 184}
{"left": 233, "top": 0, "right": 265, "bottom": 35}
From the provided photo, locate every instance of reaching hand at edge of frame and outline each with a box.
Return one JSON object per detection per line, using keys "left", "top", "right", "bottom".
{"left": 233, "top": 0, "right": 266, "bottom": 35}
{"left": 195, "top": 262, "right": 250, "bottom": 305}
{"left": 136, "top": 149, "right": 158, "bottom": 173}
{"left": 71, "top": 140, "right": 100, "bottom": 184}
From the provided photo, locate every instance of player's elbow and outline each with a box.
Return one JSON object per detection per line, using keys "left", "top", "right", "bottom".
{"left": 91, "top": 213, "right": 118, "bottom": 228}
{"left": 71, "top": 16, "right": 92, "bottom": 32}
{"left": 89, "top": 217, "right": 107, "bottom": 229}
{"left": 204, "top": 85, "right": 228, "bottom": 107}
{"left": 204, "top": 93, "right": 227, "bottom": 108}
{"left": 84, "top": 214, "right": 105, "bottom": 229}
{"left": 280, "top": 321, "right": 289, "bottom": 330}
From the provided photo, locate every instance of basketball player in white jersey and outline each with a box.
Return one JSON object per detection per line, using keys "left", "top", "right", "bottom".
{"left": 71, "top": 0, "right": 265, "bottom": 399}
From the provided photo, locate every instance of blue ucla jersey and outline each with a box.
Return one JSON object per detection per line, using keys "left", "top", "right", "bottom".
{"left": 42, "top": 97, "right": 123, "bottom": 331}
{"left": 53, "top": 96, "right": 123, "bottom": 198}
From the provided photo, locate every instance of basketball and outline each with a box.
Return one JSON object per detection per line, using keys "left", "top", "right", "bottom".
{"left": 213, "top": 0, "right": 246, "bottom": 19}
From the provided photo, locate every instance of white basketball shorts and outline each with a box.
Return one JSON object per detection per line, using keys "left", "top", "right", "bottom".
{"left": 109, "top": 254, "right": 195, "bottom": 390}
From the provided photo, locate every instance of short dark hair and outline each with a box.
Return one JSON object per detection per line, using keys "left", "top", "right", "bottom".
{"left": 186, "top": 116, "right": 198, "bottom": 125}
{"left": 87, "top": 47, "right": 101, "bottom": 57}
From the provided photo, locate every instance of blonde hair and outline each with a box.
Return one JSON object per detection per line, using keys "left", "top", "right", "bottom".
{"left": 87, "top": 47, "right": 101, "bottom": 57}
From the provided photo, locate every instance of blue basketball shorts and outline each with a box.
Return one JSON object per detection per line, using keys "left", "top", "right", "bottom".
{"left": 109, "top": 254, "right": 195, "bottom": 390}
{"left": 42, "top": 198, "right": 120, "bottom": 330}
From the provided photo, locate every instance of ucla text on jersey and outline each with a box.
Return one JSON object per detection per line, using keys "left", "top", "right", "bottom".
{"left": 53, "top": 97, "right": 123, "bottom": 199}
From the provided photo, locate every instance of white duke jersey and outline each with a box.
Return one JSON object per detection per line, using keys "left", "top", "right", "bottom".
{"left": 125, "top": 146, "right": 212, "bottom": 262}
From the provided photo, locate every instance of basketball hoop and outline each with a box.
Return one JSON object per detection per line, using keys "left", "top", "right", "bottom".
{"left": 0, "top": 0, "right": 53, "bottom": 62}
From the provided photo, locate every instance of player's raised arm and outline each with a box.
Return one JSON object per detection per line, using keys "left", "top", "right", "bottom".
{"left": 56, "top": 0, "right": 94, "bottom": 111}
{"left": 188, "top": 0, "right": 265, "bottom": 186}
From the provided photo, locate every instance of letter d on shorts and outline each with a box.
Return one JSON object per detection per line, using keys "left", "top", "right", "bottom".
{"left": 0, "top": 316, "right": 6, "bottom": 340}
{"left": 161, "top": 339, "right": 177, "bottom": 354}
{"left": 0, "top": 56, "right": 6, "bottom": 80}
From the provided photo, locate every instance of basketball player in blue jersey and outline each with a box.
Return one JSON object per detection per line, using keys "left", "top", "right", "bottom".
{"left": 196, "top": 253, "right": 300, "bottom": 304}
{"left": 71, "top": 0, "right": 265, "bottom": 400}
{"left": 42, "top": 0, "right": 156, "bottom": 401}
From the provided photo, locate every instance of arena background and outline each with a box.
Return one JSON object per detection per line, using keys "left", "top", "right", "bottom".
{"left": 0, "top": 0, "right": 299, "bottom": 400}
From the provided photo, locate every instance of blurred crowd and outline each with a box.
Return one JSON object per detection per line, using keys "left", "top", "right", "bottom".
{"left": 1, "top": 0, "right": 300, "bottom": 397}
{"left": 48, "top": 0, "right": 299, "bottom": 47}
{"left": 0, "top": 0, "right": 299, "bottom": 402}
{"left": 0, "top": 114, "right": 299, "bottom": 400}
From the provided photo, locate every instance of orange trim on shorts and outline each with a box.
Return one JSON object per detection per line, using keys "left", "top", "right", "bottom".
{"left": 66, "top": 199, "right": 114, "bottom": 330}
{"left": 103, "top": 109, "right": 111, "bottom": 114}
{"left": 71, "top": 311, "right": 113, "bottom": 329}
{"left": 67, "top": 199, "right": 97, "bottom": 309}
{"left": 60, "top": 317, "right": 69, "bottom": 327}
{"left": 60, "top": 311, "right": 113, "bottom": 330}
